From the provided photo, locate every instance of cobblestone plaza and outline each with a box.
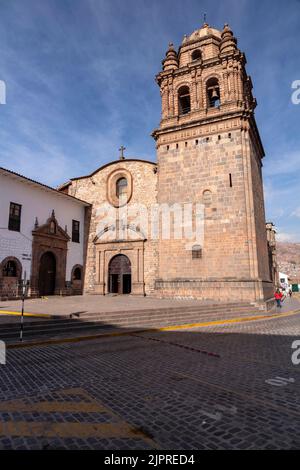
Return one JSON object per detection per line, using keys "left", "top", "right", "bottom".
{"left": 0, "top": 297, "right": 299, "bottom": 450}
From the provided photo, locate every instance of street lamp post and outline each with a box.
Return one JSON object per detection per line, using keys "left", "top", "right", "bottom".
{"left": 20, "top": 271, "right": 27, "bottom": 342}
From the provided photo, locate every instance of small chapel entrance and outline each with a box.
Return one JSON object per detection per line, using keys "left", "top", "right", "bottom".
{"left": 38, "top": 251, "right": 56, "bottom": 296}
{"left": 108, "top": 254, "right": 131, "bottom": 294}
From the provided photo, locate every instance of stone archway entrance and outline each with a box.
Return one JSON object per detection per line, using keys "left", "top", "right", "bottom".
{"left": 38, "top": 251, "right": 56, "bottom": 296}
{"left": 0, "top": 257, "right": 22, "bottom": 300}
{"left": 108, "top": 254, "right": 131, "bottom": 294}
{"left": 31, "top": 211, "right": 70, "bottom": 297}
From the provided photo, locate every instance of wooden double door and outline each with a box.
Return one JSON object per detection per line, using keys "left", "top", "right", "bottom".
{"left": 38, "top": 251, "right": 56, "bottom": 296}
{"left": 108, "top": 255, "right": 131, "bottom": 294}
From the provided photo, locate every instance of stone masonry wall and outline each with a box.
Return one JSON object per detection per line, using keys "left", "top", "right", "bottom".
{"left": 248, "top": 133, "right": 274, "bottom": 299}
{"left": 156, "top": 126, "right": 251, "bottom": 282}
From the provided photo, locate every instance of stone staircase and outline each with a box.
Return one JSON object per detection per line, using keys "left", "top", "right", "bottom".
{"left": 0, "top": 302, "right": 267, "bottom": 344}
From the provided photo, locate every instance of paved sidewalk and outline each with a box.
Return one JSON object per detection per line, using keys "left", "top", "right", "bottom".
{"left": 3, "top": 294, "right": 299, "bottom": 317}
{"left": 0, "top": 295, "right": 217, "bottom": 315}
{"left": 0, "top": 295, "right": 217, "bottom": 317}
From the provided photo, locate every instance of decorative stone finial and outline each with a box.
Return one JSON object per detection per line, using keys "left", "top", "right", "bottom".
{"left": 220, "top": 23, "right": 237, "bottom": 54}
{"left": 162, "top": 42, "right": 178, "bottom": 71}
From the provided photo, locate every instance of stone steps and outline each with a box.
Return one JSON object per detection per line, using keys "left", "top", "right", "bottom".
{"left": 0, "top": 303, "right": 258, "bottom": 330}
{"left": 0, "top": 302, "right": 262, "bottom": 343}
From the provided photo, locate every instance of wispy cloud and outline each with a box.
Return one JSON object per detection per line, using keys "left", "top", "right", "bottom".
{"left": 292, "top": 208, "right": 300, "bottom": 218}
{"left": 276, "top": 232, "right": 299, "bottom": 243}
{"left": 264, "top": 151, "right": 300, "bottom": 177}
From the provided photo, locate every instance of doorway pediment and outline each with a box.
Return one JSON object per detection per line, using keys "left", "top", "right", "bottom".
{"left": 31, "top": 211, "right": 69, "bottom": 297}
{"left": 32, "top": 210, "right": 70, "bottom": 242}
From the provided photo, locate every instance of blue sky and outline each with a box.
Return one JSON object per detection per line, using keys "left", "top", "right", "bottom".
{"left": 0, "top": 0, "right": 299, "bottom": 241}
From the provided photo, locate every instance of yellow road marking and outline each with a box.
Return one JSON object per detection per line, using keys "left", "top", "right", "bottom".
{"left": 6, "top": 308, "right": 300, "bottom": 350}
{"left": 159, "top": 314, "right": 269, "bottom": 330}
{"left": 7, "top": 328, "right": 141, "bottom": 349}
{"left": 0, "top": 387, "right": 158, "bottom": 446}
{"left": 158, "top": 309, "right": 300, "bottom": 332}
{"left": 0, "top": 399, "right": 106, "bottom": 413}
{"left": 0, "top": 420, "right": 146, "bottom": 439}
{"left": 60, "top": 387, "right": 93, "bottom": 398}
{"left": 0, "top": 387, "right": 105, "bottom": 413}
{"left": 0, "top": 310, "right": 51, "bottom": 318}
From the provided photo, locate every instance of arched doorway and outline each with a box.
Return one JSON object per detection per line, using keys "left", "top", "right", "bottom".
{"left": 0, "top": 256, "right": 22, "bottom": 299}
{"left": 108, "top": 254, "right": 131, "bottom": 294}
{"left": 71, "top": 264, "right": 83, "bottom": 295}
{"left": 38, "top": 252, "right": 56, "bottom": 296}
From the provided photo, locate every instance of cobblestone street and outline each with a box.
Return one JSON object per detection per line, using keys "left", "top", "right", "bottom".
{"left": 1, "top": 303, "right": 300, "bottom": 450}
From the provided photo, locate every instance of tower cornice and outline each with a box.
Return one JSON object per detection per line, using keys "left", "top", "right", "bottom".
{"left": 152, "top": 109, "right": 248, "bottom": 136}
{"left": 152, "top": 109, "right": 265, "bottom": 160}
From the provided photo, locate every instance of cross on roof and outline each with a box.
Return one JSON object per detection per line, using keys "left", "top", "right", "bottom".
{"left": 119, "top": 145, "right": 126, "bottom": 160}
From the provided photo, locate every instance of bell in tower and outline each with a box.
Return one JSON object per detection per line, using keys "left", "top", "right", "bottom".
{"left": 207, "top": 79, "right": 221, "bottom": 108}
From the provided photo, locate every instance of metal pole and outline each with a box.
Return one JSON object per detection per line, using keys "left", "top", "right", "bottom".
{"left": 20, "top": 270, "right": 26, "bottom": 342}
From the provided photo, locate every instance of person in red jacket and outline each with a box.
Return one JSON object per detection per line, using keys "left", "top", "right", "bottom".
{"left": 275, "top": 289, "right": 283, "bottom": 308}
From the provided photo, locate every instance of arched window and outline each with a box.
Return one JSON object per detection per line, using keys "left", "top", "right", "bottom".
{"left": 73, "top": 267, "right": 82, "bottom": 281}
{"left": 203, "top": 189, "right": 212, "bottom": 206}
{"left": 3, "top": 260, "right": 17, "bottom": 277}
{"left": 116, "top": 177, "right": 128, "bottom": 198}
{"left": 191, "top": 49, "right": 201, "bottom": 61}
{"left": 178, "top": 86, "right": 191, "bottom": 115}
{"left": 192, "top": 245, "right": 202, "bottom": 259}
{"left": 207, "top": 78, "right": 220, "bottom": 108}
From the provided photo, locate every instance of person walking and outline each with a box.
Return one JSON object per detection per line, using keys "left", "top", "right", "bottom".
{"left": 275, "top": 288, "right": 283, "bottom": 308}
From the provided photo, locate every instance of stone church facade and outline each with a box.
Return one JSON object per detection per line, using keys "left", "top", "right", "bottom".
{"left": 59, "top": 23, "right": 276, "bottom": 303}
{"left": 60, "top": 159, "right": 159, "bottom": 296}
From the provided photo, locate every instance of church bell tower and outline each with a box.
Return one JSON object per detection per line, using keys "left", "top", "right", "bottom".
{"left": 152, "top": 23, "right": 273, "bottom": 302}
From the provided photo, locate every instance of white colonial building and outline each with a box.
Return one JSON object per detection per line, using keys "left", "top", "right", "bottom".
{"left": 0, "top": 167, "right": 90, "bottom": 300}
{"left": 279, "top": 272, "right": 290, "bottom": 291}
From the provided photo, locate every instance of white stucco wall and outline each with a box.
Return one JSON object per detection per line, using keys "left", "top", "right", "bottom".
{"left": 0, "top": 171, "right": 87, "bottom": 281}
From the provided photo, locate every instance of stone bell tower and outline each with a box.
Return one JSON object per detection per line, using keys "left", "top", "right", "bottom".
{"left": 152, "top": 23, "right": 273, "bottom": 302}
